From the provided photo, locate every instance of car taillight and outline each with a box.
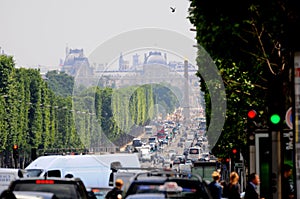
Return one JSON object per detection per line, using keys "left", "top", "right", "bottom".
{"left": 35, "top": 180, "right": 54, "bottom": 184}
{"left": 91, "top": 188, "right": 100, "bottom": 193}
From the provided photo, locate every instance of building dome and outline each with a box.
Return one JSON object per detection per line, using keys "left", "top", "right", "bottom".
{"left": 146, "top": 52, "right": 166, "bottom": 65}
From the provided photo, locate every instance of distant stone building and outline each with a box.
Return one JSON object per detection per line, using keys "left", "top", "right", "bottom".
{"left": 63, "top": 48, "right": 202, "bottom": 114}
{"left": 114, "top": 51, "right": 200, "bottom": 121}
{"left": 62, "top": 47, "right": 93, "bottom": 77}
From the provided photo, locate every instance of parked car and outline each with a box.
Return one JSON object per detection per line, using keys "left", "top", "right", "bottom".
{"left": 8, "top": 177, "right": 94, "bottom": 199}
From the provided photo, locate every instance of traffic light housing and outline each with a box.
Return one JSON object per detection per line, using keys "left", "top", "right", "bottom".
{"left": 230, "top": 147, "right": 240, "bottom": 162}
{"left": 220, "top": 157, "right": 230, "bottom": 171}
{"left": 268, "top": 76, "right": 284, "bottom": 131}
{"left": 247, "top": 109, "right": 258, "bottom": 145}
{"left": 13, "top": 144, "right": 19, "bottom": 159}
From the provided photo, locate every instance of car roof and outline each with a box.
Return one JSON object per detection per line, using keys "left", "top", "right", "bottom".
{"left": 9, "top": 177, "right": 89, "bottom": 199}
{"left": 9, "top": 177, "right": 87, "bottom": 189}
{"left": 130, "top": 176, "right": 167, "bottom": 183}
{"left": 11, "top": 177, "right": 83, "bottom": 182}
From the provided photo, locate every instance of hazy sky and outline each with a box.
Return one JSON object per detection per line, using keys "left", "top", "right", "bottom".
{"left": 0, "top": 0, "right": 195, "bottom": 68}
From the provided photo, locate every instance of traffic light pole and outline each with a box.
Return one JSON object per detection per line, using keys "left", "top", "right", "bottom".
{"left": 271, "top": 130, "right": 282, "bottom": 199}
{"left": 13, "top": 157, "right": 18, "bottom": 169}
{"left": 247, "top": 109, "right": 258, "bottom": 174}
{"left": 267, "top": 74, "right": 284, "bottom": 199}
{"left": 249, "top": 145, "right": 256, "bottom": 174}
{"left": 12, "top": 144, "right": 19, "bottom": 168}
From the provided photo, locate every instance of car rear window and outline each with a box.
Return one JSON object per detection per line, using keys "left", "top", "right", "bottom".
{"left": 12, "top": 183, "right": 80, "bottom": 199}
{"left": 128, "top": 181, "right": 208, "bottom": 199}
{"left": 135, "top": 184, "right": 162, "bottom": 194}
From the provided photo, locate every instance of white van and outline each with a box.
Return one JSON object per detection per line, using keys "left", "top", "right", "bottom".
{"left": 0, "top": 168, "right": 23, "bottom": 194}
{"left": 187, "top": 146, "right": 202, "bottom": 162}
{"left": 24, "top": 153, "right": 140, "bottom": 189}
{"left": 139, "top": 146, "right": 152, "bottom": 162}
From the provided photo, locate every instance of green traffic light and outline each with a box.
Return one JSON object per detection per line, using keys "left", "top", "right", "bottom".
{"left": 270, "top": 114, "right": 281, "bottom": 124}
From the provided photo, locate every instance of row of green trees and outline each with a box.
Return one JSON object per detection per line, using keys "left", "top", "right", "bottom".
{"left": 0, "top": 55, "right": 179, "bottom": 163}
{"left": 0, "top": 55, "right": 84, "bottom": 160}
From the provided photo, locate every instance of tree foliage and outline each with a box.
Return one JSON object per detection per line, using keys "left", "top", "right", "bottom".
{"left": 0, "top": 54, "right": 180, "bottom": 166}
{"left": 188, "top": 0, "right": 300, "bottom": 158}
{"left": 45, "top": 70, "right": 74, "bottom": 97}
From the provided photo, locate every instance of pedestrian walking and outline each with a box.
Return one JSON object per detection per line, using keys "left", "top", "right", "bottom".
{"left": 105, "top": 179, "right": 124, "bottom": 199}
{"left": 282, "top": 164, "right": 295, "bottom": 199}
{"left": 227, "top": 171, "right": 241, "bottom": 199}
{"left": 208, "top": 171, "right": 223, "bottom": 199}
{"left": 244, "top": 173, "right": 261, "bottom": 199}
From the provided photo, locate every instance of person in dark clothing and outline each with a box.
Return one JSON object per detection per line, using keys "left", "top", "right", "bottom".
{"left": 244, "top": 173, "right": 261, "bottom": 199}
{"left": 282, "top": 164, "right": 295, "bottom": 199}
{"left": 208, "top": 171, "right": 223, "bottom": 199}
{"left": 105, "top": 179, "right": 124, "bottom": 199}
{"left": 227, "top": 171, "right": 241, "bottom": 199}
{"left": 220, "top": 180, "right": 229, "bottom": 198}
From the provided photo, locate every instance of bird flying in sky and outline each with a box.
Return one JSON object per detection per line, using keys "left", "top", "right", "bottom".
{"left": 170, "top": 7, "right": 176, "bottom": 12}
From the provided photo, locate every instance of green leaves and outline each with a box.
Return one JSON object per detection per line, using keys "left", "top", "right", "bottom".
{"left": 189, "top": 0, "right": 296, "bottom": 159}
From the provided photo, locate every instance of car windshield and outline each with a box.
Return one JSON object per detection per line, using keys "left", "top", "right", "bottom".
{"left": 24, "top": 169, "right": 43, "bottom": 177}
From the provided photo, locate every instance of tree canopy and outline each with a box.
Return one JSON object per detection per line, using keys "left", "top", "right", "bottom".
{"left": 0, "top": 55, "right": 180, "bottom": 167}
{"left": 188, "top": 0, "right": 300, "bottom": 158}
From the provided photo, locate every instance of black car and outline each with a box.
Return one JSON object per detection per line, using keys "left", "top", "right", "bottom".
{"left": 8, "top": 177, "right": 95, "bottom": 199}
{"left": 123, "top": 169, "right": 212, "bottom": 199}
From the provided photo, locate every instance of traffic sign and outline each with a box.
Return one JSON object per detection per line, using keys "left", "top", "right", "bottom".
{"left": 235, "top": 163, "right": 243, "bottom": 167}
{"left": 285, "top": 107, "right": 293, "bottom": 129}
